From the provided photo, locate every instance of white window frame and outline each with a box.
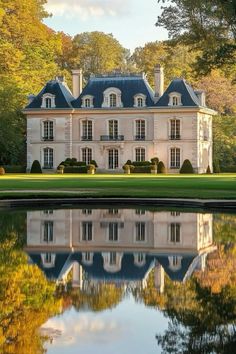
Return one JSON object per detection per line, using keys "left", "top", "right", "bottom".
{"left": 134, "top": 253, "right": 146, "bottom": 267}
{"left": 81, "top": 95, "right": 94, "bottom": 108}
{"left": 82, "top": 252, "right": 94, "bottom": 265}
{"left": 168, "top": 223, "right": 181, "bottom": 244}
{"left": 135, "top": 119, "right": 146, "bottom": 140}
{"left": 168, "top": 92, "right": 182, "bottom": 106}
{"left": 42, "top": 120, "right": 54, "bottom": 141}
{"left": 81, "top": 147, "right": 92, "bottom": 165}
{"left": 102, "top": 87, "right": 123, "bottom": 108}
{"left": 169, "top": 147, "right": 181, "bottom": 169}
{"left": 135, "top": 147, "right": 146, "bottom": 162}
{"left": 41, "top": 253, "right": 56, "bottom": 268}
{"left": 42, "top": 220, "right": 54, "bottom": 244}
{"left": 134, "top": 94, "right": 146, "bottom": 107}
{"left": 41, "top": 93, "right": 56, "bottom": 108}
{"left": 134, "top": 222, "right": 146, "bottom": 243}
{"left": 43, "top": 147, "right": 54, "bottom": 169}
{"left": 81, "top": 221, "right": 93, "bottom": 242}
{"left": 107, "top": 222, "right": 119, "bottom": 242}
{"left": 81, "top": 119, "right": 93, "bottom": 140}
{"left": 169, "top": 118, "right": 181, "bottom": 140}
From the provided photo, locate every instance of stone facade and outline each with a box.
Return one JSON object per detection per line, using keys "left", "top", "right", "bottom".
{"left": 24, "top": 68, "right": 216, "bottom": 173}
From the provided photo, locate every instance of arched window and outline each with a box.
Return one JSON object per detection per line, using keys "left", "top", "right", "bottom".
{"left": 168, "top": 92, "right": 182, "bottom": 106}
{"left": 135, "top": 147, "right": 145, "bottom": 162}
{"left": 170, "top": 147, "right": 180, "bottom": 168}
{"left": 172, "top": 96, "right": 178, "bottom": 106}
{"left": 135, "top": 120, "right": 145, "bottom": 140}
{"left": 82, "top": 120, "right": 92, "bottom": 140}
{"left": 43, "top": 120, "right": 54, "bottom": 141}
{"left": 43, "top": 147, "right": 53, "bottom": 169}
{"left": 137, "top": 97, "right": 143, "bottom": 107}
{"left": 109, "top": 93, "right": 117, "bottom": 107}
{"left": 41, "top": 94, "right": 56, "bottom": 109}
{"left": 82, "top": 147, "right": 92, "bottom": 165}
{"left": 85, "top": 98, "right": 91, "bottom": 107}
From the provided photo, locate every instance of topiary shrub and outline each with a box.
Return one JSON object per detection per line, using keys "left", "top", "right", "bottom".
{"left": 0, "top": 166, "right": 5, "bottom": 175}
{"left": 64, "top": 166, "right": 87, "bottom": 173}
{"left": 90, "top": 160, "right": 98, "bottom": 167}
{"left": 151, "top": 157, "right": 159, "bottom": 166}
{"left": 123, "top": 164, "right": 135, "bottom": 174}
{"left": 180, "top": 159, "right": 194, "bottom": 174}
{"left": 30, "top": 160, "right": 42, "bottom": 174}
{"left": 126, "top": 160, "right": 132, "bottom": 165}
{"left": 206, "top": 165, "right": 212, "bottom": 174}
{"left": 157, "top": 161, "right": 166, "bottom": 173}
{"left": 57, "top": 165, "right": 64, "bottom": 174}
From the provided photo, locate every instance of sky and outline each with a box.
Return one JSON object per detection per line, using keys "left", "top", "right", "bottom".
{"left": 44, "top": 0, "right": 169, "bottom": 52}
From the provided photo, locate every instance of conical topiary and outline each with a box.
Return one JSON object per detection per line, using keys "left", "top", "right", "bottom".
{"left": 180, "top": 159, "right": 194, "bottom": 174}
{"left": 30, "top": 160, "right": 42, "bottom": 173}
{"left": 157, "top": 161, "right": 166, "bottom": 173}
{"left": 206, "top": 165, "right": 211, "bottom": 174}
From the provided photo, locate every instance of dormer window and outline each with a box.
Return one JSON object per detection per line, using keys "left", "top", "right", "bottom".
{"left": 168, "top": 92, "right": 182, "bottom": 106}
{"left": 102, "top": 87, "right": 123, "bottom": 108}
{"left": 109, "top": 93, "right": 117, "bottom": 107}
{"left": 41, "top": 93, "right": 56, "bottom": 109}
{"left": 81, "top": 95, "right": 94, "bottom": 108}
{"left": 134, "top": 94, "right": 146, "bottom": 107}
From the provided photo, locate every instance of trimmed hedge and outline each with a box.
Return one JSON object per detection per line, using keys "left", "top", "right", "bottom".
{"left": 64, "top": 166, "right": 87, "bottom": 173}
{"left": 157, "top": 161, "right": 166, "bottom": 173}
{"left": 3, "top": 165, "right": 26, "bottom": 173}
{"left": 180, "top": 159, "right": 194, "bottom": 174}
{"left": 30, "top": 160, "right": 42, "bottom": 174}
{"left": 132, "top": 161, "right": 151, "bottom": 166}
{"left": 131, "top": 166, "right": 151, "bottom": 173}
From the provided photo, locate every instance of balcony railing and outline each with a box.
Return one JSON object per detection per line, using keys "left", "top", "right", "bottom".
{"left": 81, "top": 135, "right": 93, "bottom": 141}
{"left": 135, "top": 135, "right": 145, "bottom": 141}
{"left": 42, "top": 136, "right": 54, "bottom": 141}
{"left": 100, "top": 135, "right": 124, "bottom": 141}
{"left": 169, "top": 135, "right": 181, "bottom": 140}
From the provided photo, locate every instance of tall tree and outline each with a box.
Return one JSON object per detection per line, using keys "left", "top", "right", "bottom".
{"left": 156, "top": 0, "right": 236, "bottom": 74}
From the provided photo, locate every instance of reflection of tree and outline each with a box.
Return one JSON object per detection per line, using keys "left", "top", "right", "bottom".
{"left": 60, "top": 282, "right": 124, "bottom": 313}
{"left": 156, "top": 242, "right": 236, "bottom": 353}
{"left": 0, "top": 237, "right": 61, "bottom": 354}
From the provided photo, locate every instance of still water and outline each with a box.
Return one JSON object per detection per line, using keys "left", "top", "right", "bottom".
{"left": 0, "top": 207, "right": 236, "bottom": 353}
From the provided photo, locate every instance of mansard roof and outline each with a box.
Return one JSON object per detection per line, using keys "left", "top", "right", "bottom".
{"left": 72, "top": 73, "right": 155, "bottom": 108}
{"left": 155, "top": 78, "right": 201, "bottom": 107}
{"left": 25, "top": 78, "right": 75, "bottom": 109}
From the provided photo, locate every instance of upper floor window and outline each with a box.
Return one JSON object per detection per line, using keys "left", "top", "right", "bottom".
{"left": 168, "top": 92, "right": 182, "bottom": 107}
{"left": 170, "top": 119, "right": 180, "bottom": 140}
{"left": 135, "top": 120, "right": 145, "bottom": 140}
{"left": 109, "top": 120, "right": 118, "bottom": 138}
{"left": 81, "top": 221, "right": 93, "bottom": 241}
{"left": 82, "top": 147, "right": 92, "bottom": 165}
{"left": 169, "top": 223, "right": 181, "bottom": 243}
{"left": 43, "top": 147, "right": 53, "bottom": 169}
{"left": 134, "top": 94, "right": 146, "bottom": 108}
{"left": 43, "top": 221, "right": 54, "bottom": 243}
{"left": 134, "top": 253, "right": 146, "bottom": 267}
{"left": 41, "top": 253, "right": 56, "bottom": 268}
{"left": 82, "top": 120, "right": 92, "bottom": 140}
{"left": 43, "top": 120, "right": 54, "bottom": 141}
{"left": 135, "top": 222, "right": 146, "bottom": 242}
{"left": 168, "top": 256, "right": 182, "bottom": 271}
{"left": 81, "top": 95, "right": 94, "bottom": 108}
{"left": 41, "top": 93, "right": 56, "bottom": 109}
{"left": 170, "top": 147, "right": 180, "bottom": 169}
{"left": 108, "top": 222, "right": 119, "bottom": 242}
{"left": 102, "top": 87, "right": 123, "bottom": 108}
{"left": 135, "top": 148, "right": 145, "bottom": 162}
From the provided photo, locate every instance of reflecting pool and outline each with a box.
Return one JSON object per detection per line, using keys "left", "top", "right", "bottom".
{"left": 0, "top": 207, "right": 236, "bottom": 353}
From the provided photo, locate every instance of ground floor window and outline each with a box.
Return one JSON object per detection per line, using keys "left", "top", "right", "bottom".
{"left": 82, "top": 148, "right": 92, "bottom": 165}
{"left": 108, "top": 149, "right": 119, "bottom": 169}
{"left": 170, "top": 148, "right": 180, "bottom": 168}
{"left": 43, "top": 148, "right": 53, "bottom": 168}
{"left": 135, "top": 148, "right": 145, "bottom": 162}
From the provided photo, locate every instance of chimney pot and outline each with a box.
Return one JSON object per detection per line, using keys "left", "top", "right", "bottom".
{"left": 154, "top": 65, "right": 164, "bottom": 98}
{"left": 72, "top": 69, "right": 83, "bottom": 98}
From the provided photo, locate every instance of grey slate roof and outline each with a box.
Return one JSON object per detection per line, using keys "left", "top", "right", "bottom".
{"left": 25, "top": 78, "right": 75, "bottom": 109}
{"left": 72, "top": 74, "right": 155, "bottom": 108}
{"left": 155, "top": 78, "right": 201, "bottom": 107}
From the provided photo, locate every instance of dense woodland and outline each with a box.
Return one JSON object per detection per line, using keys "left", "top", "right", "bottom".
{"left": 0, "top": 0, "right": 235, "bottom": 170}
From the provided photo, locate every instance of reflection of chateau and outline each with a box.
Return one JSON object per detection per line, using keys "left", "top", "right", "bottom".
{"left": 25, "top": 209, "right": 216, "bottom": 291}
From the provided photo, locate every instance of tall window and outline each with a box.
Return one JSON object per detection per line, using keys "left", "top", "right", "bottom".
{"left": 108, "top": 149, "right": 119, "bottom": 169}
{"left": 109, "top": 120, "right": 118, "bottom": 138}
{"left": 170, "top": 223, "right": 181, "bottom": 243}
{"left": 85, "top": 98, "right": 91, "bottom": 107}
{"left": 137, "top": 97, "right": 143, "bottom": 107}
{"left": 108, "top": 223, "right": 118, "bottom": 241}
{"left": 82, "top": 222, "right": 93, "bottom": 241}
{"left": 43, "top": 121, "right": 54, "bottom": 140}
{"left": 135, "top": 222, "right": 146, "bottom": 242}
{"left": 170, "top": 148, "right": 180, "bottom": 168}
{"left": 43, "top": 148, "right": 53, "bottom": 168}
{"left": 82, "top": 148, "right": 92, "bottom": 165}
{"left": 135, "top": 120, "right": 145, "bottom": 140}
{"left": 172, "top": 96, "right": 178, "bottom": 106}
{"left": 109, "top": 93, "right": 117, "bottom": 107}
{"left": 82, "top": 120, "right": 92, "bottom": 140}
{"left": 45, "top": 98, "right": 52, "bottom": 108}
{"left": 170, "top": 119, "right": 180, "bottom": 139}
{"left": 135, "top": 148, "right": 145, "bottom": 162}
{"left": 43, "top": 221, "right": 54, "bottom": 243}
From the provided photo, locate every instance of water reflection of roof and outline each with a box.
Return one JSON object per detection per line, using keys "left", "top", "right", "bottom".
{"left": 28, "top": 251, "right": 199, "bottom": 283}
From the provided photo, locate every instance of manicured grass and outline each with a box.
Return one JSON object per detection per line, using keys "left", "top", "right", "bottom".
{"left": 0, "top": 173, "right": 236, "bottom": 199}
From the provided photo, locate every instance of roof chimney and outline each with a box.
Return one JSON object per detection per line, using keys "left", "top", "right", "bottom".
{"left": 72, "top": 69, "right": 83, "bottom": 98}
{"left": 154, "top": 64, "right": 164, "bottom": 98}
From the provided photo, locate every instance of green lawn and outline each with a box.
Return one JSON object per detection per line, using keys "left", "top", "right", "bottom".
{"left": 0, "top": 173, "right": 236, "bottom": 199}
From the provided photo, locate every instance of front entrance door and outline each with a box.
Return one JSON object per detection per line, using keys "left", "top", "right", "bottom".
{"left": 108, "top": 149, "right": 119, "bottom": 169}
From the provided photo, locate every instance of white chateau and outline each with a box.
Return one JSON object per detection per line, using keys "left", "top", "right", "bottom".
{"left": 24, "top": 66, "right": 216, "bottom": 173}
{"left": 25, "top": 208, "right": 216, "bottom": 290}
